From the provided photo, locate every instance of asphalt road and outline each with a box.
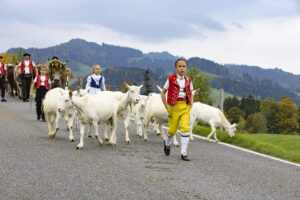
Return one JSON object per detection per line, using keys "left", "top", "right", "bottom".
{"left": 0, "top": 96, "right": 299, "bottom": 200}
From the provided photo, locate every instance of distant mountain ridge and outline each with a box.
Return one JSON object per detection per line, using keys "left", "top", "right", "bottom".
{"left": 226, "top": 64, "right": 300, "bottom": 92}
{"left": 6, "top": 38, "right": 300, "bottom": 104}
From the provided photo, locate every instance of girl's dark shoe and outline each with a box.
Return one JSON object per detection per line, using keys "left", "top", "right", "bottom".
{"left": 181, "top": 154, "right": 190, "bottom": 161}
{"left": 164, "top": 144, "right": 170, "bottom": 156}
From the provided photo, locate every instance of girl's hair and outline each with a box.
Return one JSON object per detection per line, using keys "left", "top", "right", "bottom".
{"left": 174, "top": 58, "right": 187, "bottom": 67}
{"left": 40, "top": 65, "right": 47, "bottom": 70}
{"left": 93, "top": 64, "right": 101, "bottom": 73}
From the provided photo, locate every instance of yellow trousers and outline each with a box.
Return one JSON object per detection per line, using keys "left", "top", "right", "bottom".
{"left": 167, "top": 101, "right": 191, "bottom": 136}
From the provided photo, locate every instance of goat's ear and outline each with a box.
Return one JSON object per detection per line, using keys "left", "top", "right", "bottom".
{"left": 124, "top": 82, "right": 130, "bottom": 89}
{"left": 232, "top": 123, "right": 237, "bottom": 127}
{"left": 76, "top": 86, "right": 80, "bottom": 93}
{"left": 139, "top": 84, "right": 143, "bottom": 89}
{"left": 68, "top": 85, "right": 73, "bottom": 91}
{"left": 69, "top": 90, "right": 73, "bottom": 99}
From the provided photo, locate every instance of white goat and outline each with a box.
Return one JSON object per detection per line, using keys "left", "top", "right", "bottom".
{"left": 57, "top": 91, "right": 119, "bottom": 148}
{"left": 143, "top": 88, "right": 180, "bottom": 147}
{"left": 131, "top": 95, "right": 148, "bottom": 137}
{"left": 72, "top": 87, "right": 89, "bottom": 129}
{"left": 189, "top": 102, "right": 237, "bottom": 142}
{"left": 93, "top": 84, "right": 143, "bottom": 144}
{"left": 43, "top": 88, "right": 77, "bottom": 141}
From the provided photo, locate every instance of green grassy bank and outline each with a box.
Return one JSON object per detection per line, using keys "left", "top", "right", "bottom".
{"left": 193, "top": 125, "right": 300, "bottom": 164}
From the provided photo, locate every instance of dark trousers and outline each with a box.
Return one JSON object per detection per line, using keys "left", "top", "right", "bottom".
{"left": 21, "top": 74, "right": 32, "bottom": 100}
{"left": 0, "top": 76, "right": 5, "bottom": 98}
{"left": 35, "top": 86, "right": 48, "bottom": 119}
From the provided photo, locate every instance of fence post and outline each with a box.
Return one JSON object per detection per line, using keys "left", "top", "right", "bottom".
{"left": 77, "top": 76, "right": 83, "bottom": 88}
{"left": 220, "top": 89, "right": 224, "bottom": 112}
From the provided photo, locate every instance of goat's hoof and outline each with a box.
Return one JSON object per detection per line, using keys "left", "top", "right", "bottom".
{"left": 215, "top": 140, "right": 219, "bottom": 143}
{"left": 104, "top": 138, "right": 109, "bottom": 141}
{"left": 174, "top": 143, "right": 180, "bottom": 147}
{"left": 76, "top": 145, "right": 83, "bottom": 149}
{"left": 69, "top": 138, "right": 75, "bottom": 142}
{"left": 139, "top": 135, "right": 142, "bottom": 138}
{"left": 126, "top": 140, "right": 130, "bottom": 144}
{"left": 88, "top": 135, "right": 92, "bottom": 138}
{"left": 156, "top": 133, "right": 161, "bottom": 136}
{"left": 144, "top": 139, "right": 148, "bottom": 142}
{"left": 99, "top": 142, "right": 103, "bottom": 146}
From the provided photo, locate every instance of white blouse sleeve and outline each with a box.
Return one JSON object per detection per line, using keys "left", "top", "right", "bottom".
{"left": 163, "top": 79, "right": 169, "bottom": 90}
{"left": 85, "top": 75, "right": 91, "bottom": 89}
{"left": 101, "top": 76, "right": 106, "bottom": 91}
{"left": 190, "top": 81, "right": 194, "bottom": 91}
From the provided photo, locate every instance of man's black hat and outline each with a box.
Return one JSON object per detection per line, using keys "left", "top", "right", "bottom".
{"left": 23, "top": 53, "right": 31, "bottom": 57}
{"left": 52, "top": 56, "right": 58, "bottom": 60}
{"left": 0, "top": 55, "right": 3, "bottom": 58}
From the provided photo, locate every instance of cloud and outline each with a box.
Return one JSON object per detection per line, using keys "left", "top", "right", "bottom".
{"left": 232, "top": 22, "right": 243, "bottom": 29}
{"left": 0, "top": 0, "right": 227, "bottom": 41}
{"left": 1, "top": 0, "right": 300, "bottom": 74}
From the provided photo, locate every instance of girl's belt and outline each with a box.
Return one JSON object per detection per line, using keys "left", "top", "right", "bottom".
{"left": 177, "top": 97, "right": 186, "bottom": 101}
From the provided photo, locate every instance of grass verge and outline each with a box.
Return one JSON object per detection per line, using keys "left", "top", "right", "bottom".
{"left": 193, "top": 125, "right": 300, "bottom": 164}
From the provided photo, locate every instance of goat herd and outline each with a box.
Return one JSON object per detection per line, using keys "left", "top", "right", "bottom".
{"left": 41, "top": 84, "right": 237, "bottom": 149}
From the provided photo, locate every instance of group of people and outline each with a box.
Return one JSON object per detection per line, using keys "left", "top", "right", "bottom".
{"left": 85, "top": 59, "right": 194, "bottom": 161}
{"left": 1, "top": 53, "right": 194, "bottom": 161}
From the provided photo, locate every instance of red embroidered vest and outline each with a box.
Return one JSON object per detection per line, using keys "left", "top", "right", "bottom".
{"left": 21, "top": 60, "right": 34, "bottom": 74}
{"left": 167, "top": 74, "right": 192, "bottom": 105}
{"left": 36, "top": 75, "right": 50, "bottom": 90}
{"left": 0, "top": 62, "right": 5, "bottom": 75}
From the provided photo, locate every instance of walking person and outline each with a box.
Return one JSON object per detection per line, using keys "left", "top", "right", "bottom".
{"left": 0, "top": 55, "right": 7, "bottom": 102}
{"left": 85, "top": 64, "right": 106, "bottom": 95}
{"left": 161, "top": 58, "right": 194, "bottom": 161}
{"left": 17, "top": 53, "right": 36, "bottom": 102}
{"left": 30, "top": 65, "right": 51, "bottom": 122}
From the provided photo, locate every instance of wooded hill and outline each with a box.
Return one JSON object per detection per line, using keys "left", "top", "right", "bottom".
{"left": 6, "top": 38, "right": 300, "bottom": 104}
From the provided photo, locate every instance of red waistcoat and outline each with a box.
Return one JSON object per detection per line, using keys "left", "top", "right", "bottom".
{"left": 167, "top": 74, "right": 192, "bottom": 105}
{"left": 21, "top": 60, "right": 34, "bottom": 74}
{"left": 0, "top": 62, "right": 5, "bottom": 76}
{"left": 36, "top": 75, "right": 50, "bottom": 90}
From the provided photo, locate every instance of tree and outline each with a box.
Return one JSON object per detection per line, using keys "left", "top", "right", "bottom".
{"left": 297, "top": 106, "right": 300, "bottom": 133}
{"left": 240, "top": 94, "right": 260, "bottom": 118}
{"left": 16, "top": 48, "right": 25, "bottom": 63}
{"left": 143, "top": 68, "right": 152, "bottom": 95}
{"left": 186, "top": 67, "right": 213, "bottom": 104}
{"left": 224, "top": 96, "right": 240, "bottom": 112}
{"left": 226, "top": 107, "right": 245, "bottom": 124}
{"left": 245, "top": 112, "right": 267, "bottom": 133}
{"left": 277, "top": 97, "right": 298, "bottom": 134}
{"left": 260, "top": 98, "right": 280, "bottom": 134}
{"left": 237, "top": 116, "right": 246, "bottom": 133}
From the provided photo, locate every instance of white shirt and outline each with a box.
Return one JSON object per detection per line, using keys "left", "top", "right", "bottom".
{"left": 163, "top": 74, "right": 194, "bottom": 98}
{"left": 0, "top": 63, "right": 7, "bottom": 75}
{"left": 85, "top": 74, "right": 106, "bottom": 95}
{"left": 33, "top": 75, "right": 51, "bottom": 86}
{"left": 18, "top": 60, "right": 36, "bottom": 74}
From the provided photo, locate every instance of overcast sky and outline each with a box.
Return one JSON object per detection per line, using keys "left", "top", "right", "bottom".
{"left": 1, "top": 0, "right": 300, "bottom": 74}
